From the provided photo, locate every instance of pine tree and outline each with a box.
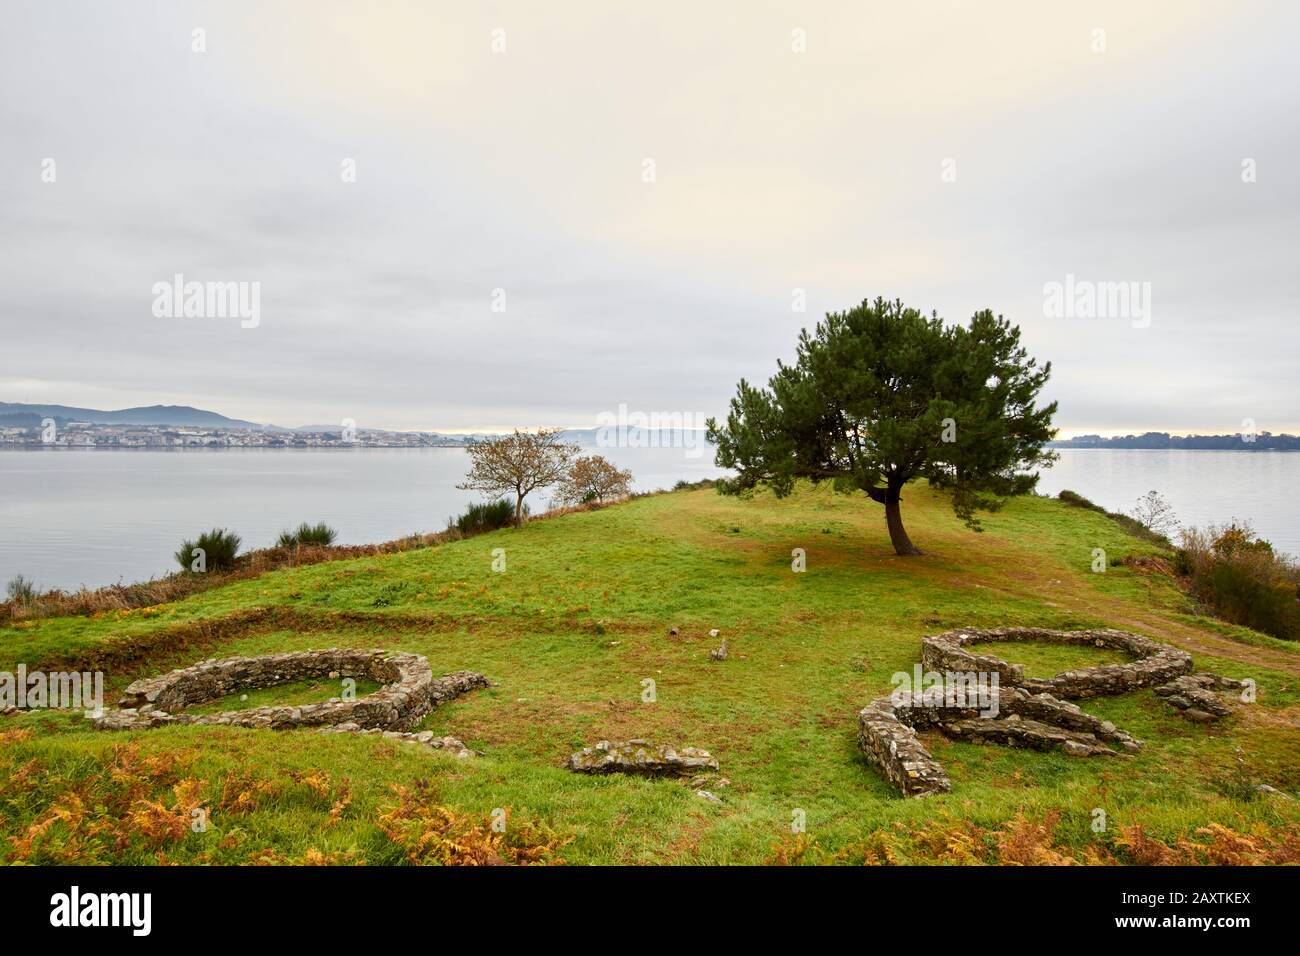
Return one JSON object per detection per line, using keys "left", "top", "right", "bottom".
{"left": 706, "top": 297, "right": 1057, "bottom": 555}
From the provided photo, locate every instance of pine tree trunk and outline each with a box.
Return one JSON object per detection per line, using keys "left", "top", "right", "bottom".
{"left": 884, "top": 485, "right": 922, "bottom": 556}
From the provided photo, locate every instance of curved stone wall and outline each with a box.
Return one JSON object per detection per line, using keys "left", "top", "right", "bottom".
{"left": 860, "top": 627, "right": 1200, "bottom": 797}
{"left": 921, "top": 627, "right": 1192, "bottom": 699}
{"left": 90, "top": 648, "right": 488, "bottom": 732}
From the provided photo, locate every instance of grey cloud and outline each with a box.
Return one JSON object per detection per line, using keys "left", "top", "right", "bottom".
{"left": 1, "top": 0, "right": 1297, "bottom": 435}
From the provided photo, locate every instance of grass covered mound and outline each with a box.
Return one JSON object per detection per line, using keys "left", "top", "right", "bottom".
{"left": 1, "top": 482, "right": 1298, "bottom": 865}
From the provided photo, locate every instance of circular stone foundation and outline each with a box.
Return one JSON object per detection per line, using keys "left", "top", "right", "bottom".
{"left": 90, "top": 648, "right": 488, "bottom": 732}
{"left": 859, "top": 626, "right": 1198, "bottom": 797}
{"left": 920, "top": 627, "right": 1192, "bottom": 699}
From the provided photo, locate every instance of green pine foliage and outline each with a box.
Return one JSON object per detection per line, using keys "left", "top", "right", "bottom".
{"left": 707, "top": 297, "right": 1057, "bottom": 554}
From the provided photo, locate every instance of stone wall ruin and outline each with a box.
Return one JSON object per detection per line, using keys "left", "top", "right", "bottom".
{"left": 857, "top": 627, "right": 1232, "bottom": 797}
{"left": 90, "top": 648, "right": 488, "bottom": 735}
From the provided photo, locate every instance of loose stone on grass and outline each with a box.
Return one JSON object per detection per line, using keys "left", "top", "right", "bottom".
{"left": 317, "top": 723, "right": 479, "bottom": 758}
{"left": 1153, "top": 672, "right": 1242, "bottom": 721}
{"left": 566, "top": 739, "right": 719, "bottom": 776}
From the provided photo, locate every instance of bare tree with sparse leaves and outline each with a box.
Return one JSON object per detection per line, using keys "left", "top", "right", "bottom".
{"left": 458, "top": 428, "right": 579, "bottom": 527}
{"left": 1130, "top": 489, "right": 1178, "bottom": 538}
{"left": 554, "top": 455, "right": 634, "bottom": 506}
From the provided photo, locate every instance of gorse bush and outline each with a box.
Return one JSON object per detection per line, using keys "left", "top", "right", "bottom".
{"left": 448, "top": 499, "right": 525, "bottom": 536}
{"left": 175, "top": 528, "right": 242, "bottom": 573}
{"left": 5, "top": 575, "right": 38, "bottom": 605}
{"left": 1178, "top": 522, "right": 1300, "bottom": 640}
{"left": 276, "top": 522, "right": 338, "bottom": 548}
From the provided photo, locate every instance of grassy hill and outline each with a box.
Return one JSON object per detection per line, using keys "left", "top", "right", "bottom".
{"left": 2, "top": 482, "right": 1298, "bottom": 864}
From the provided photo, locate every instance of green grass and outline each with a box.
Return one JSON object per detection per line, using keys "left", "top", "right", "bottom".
{"left": 986, "top": 640, "right": 1133, "bottom": 679}
{"left": 185, "top": 677, "right": 382, "bottom": 716}
{"left": 2, "top": 481, "right": 1298, "bottom": 864}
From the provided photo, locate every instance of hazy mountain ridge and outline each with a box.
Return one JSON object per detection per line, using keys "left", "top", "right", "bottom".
{"left": 0, "top": 402, "right": 261, "bottom": 428}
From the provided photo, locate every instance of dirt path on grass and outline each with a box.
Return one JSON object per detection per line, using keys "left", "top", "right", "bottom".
{"left": 665, "top": 491, "right": 1300, "bottom": 676}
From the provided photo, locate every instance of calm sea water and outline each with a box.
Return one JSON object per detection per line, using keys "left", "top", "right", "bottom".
{"left": 1035, "top": 449, "right": 1300, "bottom": 558}
{"left": 1, "top": 447, "right": 1296, "bottom": 591}
{"left": 0, "top": 446, "right": 723, "bottom": 591}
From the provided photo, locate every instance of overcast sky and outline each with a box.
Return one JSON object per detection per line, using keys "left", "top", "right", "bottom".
{"left": 2, "top": 0, "right": 1297, "bottom": 436}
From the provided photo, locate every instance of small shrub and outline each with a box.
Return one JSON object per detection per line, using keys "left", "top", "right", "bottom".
{"left": 276, "top": 522, "right": 338, "bottom": 548}
{"left": 1179, "top": 521, "right": 1300, "bottom": 640}
{"left": 448, "top": 499, "right": 523, "bottom": 535}
{"left": 1129, "top": 489, "right": 1178, "bottom": 537}
{"left": 1208, "top": 771, "right": 1261, "bottom": 803}
{"left": 1056, "top": 489, "right": 1105, "bottom": 512}
{"left": 175, "top": 528, "right": 241, "bottom": 573}
{"left": 673, "top": 478, "right": 717, "bottom": 492}
{"left": 5, "top": 575, "right": 38, "bottom": 605}
{"left": 369, "top": 582, "right": 412, "bottom": 608}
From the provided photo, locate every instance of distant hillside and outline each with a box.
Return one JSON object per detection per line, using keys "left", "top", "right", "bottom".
{"left": 0, "top": 402, "right": 263, "bottom": 428}
{"left": 0, "top": 403, "right": 711, "bottom": 443}
{"left": 1052, "top": 431, "right": 1300, "bottom": 451}
{"left": 0, "top": 402, "right": 466, "bottom": 439}
{"left": 560, "top": 427, "right": 712, "bottom": 449}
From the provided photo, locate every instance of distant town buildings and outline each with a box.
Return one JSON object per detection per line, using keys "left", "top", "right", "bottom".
{"left": 0, "top": 422, "right": 475, "bottom": 449}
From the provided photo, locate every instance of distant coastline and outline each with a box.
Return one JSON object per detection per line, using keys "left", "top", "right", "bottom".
{"left": 5, "top": 401, "right": 1294, "bottom": 452}
{"left": 0, "top": 400, "right": 712, "bottom": 451}
{"left": 0, "top": 423, "right": 473, "bottom": 449}
{"left": 1051, "top": 432, "right": 1299, "bottom": 451}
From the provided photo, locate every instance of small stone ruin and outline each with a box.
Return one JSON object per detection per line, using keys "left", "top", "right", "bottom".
{"left": 1153, "top": 672, "right": 1244, "bottom": 721}
{"left": 90, "top": 648, "right": 488, "bottom": 743}
{"left": 859, "top": 627, "right": 1240, "bottom": 797}
{"left": 566, "top": 739, "right": 719, "bottom": 776}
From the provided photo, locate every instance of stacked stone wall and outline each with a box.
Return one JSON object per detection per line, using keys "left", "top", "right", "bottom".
{"left": 91, "top": 649, "right": 487, "bottom": 733}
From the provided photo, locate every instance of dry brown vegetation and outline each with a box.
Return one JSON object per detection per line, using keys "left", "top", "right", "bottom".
{"left": 767, "top": 811, "right": 1300, "bottom": 866}
{"left": 0, "top": 736, "right": 570, "bottom": 866}
{"left": 376, "top": 781, "right": 570, "bottom": 865}
{"left": 1178, "top": 522, "right": 1300, "bottom": 641}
